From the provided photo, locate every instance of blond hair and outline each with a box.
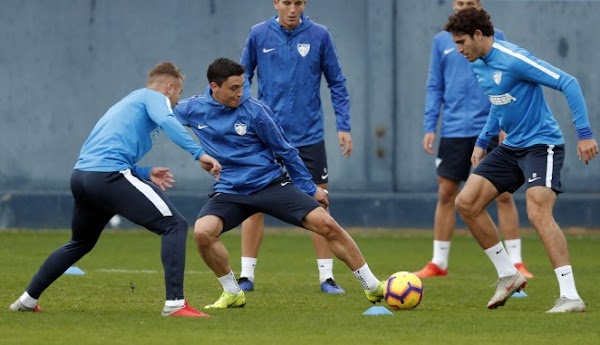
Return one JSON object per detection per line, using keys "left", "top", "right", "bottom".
{"left": 147, "top": 62, "right": 185, "bottom": 85}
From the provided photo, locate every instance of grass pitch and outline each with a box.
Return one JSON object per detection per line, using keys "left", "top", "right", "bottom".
{"left": 1, "top": 228, "right": 599, "bottom": 345}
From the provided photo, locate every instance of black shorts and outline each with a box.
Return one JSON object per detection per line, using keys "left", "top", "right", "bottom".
{"left": 437, "top": 137, "right": 499, "bottom": 182}
{"left": 473, "top": 144, "right": 564, "bottom": 194}
{"left": 297, "top": 140, "right": 329, "bottom": 184}
{"left": 197, "top": 177, "right": 321, "bottom": 233}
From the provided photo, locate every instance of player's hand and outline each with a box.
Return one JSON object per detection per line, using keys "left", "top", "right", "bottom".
{"left": 423, "top": 132, "right": 435, "bottom": 154}
{"left": 338, "top": 131, "right": 353, "bottom": 158}
{"left": 150, "top": 167, "right": 175, "bottom": 191}
{"left": 314, "top": 187, "right": 330, "bottom": 208}
{"left": 199, "top": 154, "right": 221, "bottom": 180}
{"left": 498, "top": 130, "right": 507, "bottom": 143}
{"left": 470, "top": 147, "right": 487, "bottom": 168}
{"left": 577, "top": 138, "right": 599, "bottom": 165}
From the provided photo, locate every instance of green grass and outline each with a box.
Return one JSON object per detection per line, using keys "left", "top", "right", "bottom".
{"left": 1, "top": 228, "right": 599, "bottom": 344}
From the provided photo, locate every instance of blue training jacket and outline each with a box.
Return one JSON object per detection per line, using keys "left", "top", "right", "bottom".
{"left": 473, "top": 39, "right": 593, "bottom": 149}
{"left": 240, "top": 14, "right": 350, "bottom": 147}
{"left": 74, "top": 88, "right": 204, "bottom": 180}
{"left": 173, "top": 83, "right": 317, "bottom": 196}
{"left": 424, "top": 29, "right": 505, "bottom": 137}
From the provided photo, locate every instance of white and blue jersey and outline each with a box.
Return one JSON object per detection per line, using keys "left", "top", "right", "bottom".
{"left": 424, "top": 29, "right": 505, "bottom": 137}
{"left": 240, "top": 14, "right": 350, "bottom": 147}
{"left": 474, "top": 40, "right": 593, "bottom": 149}
{"left": 173, "top": 85, "right": 317, "bottom": 196}
{"left": 74, "top": 88, "right": 204, "bottom": 180}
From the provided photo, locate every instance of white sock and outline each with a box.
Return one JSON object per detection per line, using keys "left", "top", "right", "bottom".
{"left": 352, "top": 263, "right": 380, "bottom": 291}
{"left": 484, "top": 242, "right": 518, "bottom": 278}
{"left": 240, "top": 257, "right": 257, "bottom": 281}
{"left": 19, "top": 291, "right": 37, "bottom": 309}
{"left": 432, "top": 240, "right": 451, "bottom": 270}
{"left": 504, "top": 239, "right": 523, "bottom": 264}
{"left": 317, "top": 259, "right": 334, "bottom": 283}
{"left": 554, "top": 265, "right": 580, "bottom": 300}
{"left": 218, "top": 270, "right": 241, "bottom": 294}
{"left": 164, "top": 299, "right": 185, "bottom": 307}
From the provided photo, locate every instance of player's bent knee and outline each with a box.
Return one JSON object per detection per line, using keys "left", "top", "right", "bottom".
{"left": 193, "top": 217, "right": 221, "bottom": 245}
{"left": 193, "top": 228, "right": 213, "bottom": 248}
{"left": 303, "top": 208, "right": 343, "bottom": 237}
{"left": 323, "top": 215, "right": 340, "bottom": 229}
{"left": 318, "top": 216, "right": 343, "bottom": 239}
{"left": 455, "top": 193, "right": 474, "bottom": 217}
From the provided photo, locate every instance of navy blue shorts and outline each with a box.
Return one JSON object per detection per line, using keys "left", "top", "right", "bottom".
{"left": 197, "top": 176, "right": 321, "bottom": 233}
{"left": 437, "top": 136, "right": 499, "bottom": 182}
{"left": 71, "top": 168, "right": 186, "bottom": 230}
{"left": 473, "top": 144, "right": 564, "bottom": 194}
{"left": 297, "top": 140, "right": 329, "bottom": 184}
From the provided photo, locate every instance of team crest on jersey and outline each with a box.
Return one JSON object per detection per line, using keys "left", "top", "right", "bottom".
{"left": 297, "top": 43, "right": 310, "bottom": 57}
{"left": 235, "top": 122, "right": 247, "bottom": 136}
{"left": 493, "top": 71, "right": 502, "bottom": 85}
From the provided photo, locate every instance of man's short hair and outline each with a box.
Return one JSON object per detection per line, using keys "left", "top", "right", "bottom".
{"left": 147, "top": 62, "right": 184, "bottom": 84}
{"left": 207, "top": 58, "right": 246, "bottom": 86}
{"left": 445, "top": 7, "right": 494, "bottom": 37}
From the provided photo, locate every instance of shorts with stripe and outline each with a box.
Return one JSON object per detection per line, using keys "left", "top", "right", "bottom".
{"left": 197, "top": 176, "right": 321, "bottom": 233}
{"left": 71, "top": 169, "right": 185, "bottom": 227}
{"left": 473, "top": 144, "right": 564, "bottom": 194}
{"left": 26, "top": 169, "right": 189, "bottom": 300}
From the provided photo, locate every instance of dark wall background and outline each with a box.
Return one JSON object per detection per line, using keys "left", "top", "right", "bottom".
{"left": 2, "top": 0, "right": 599, "bottom": 228}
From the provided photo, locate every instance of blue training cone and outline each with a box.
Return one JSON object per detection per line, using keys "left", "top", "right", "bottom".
{"left": 363, "top": 306, "right": 393, "bottom": 315}
{"left": 512, "top": 290, "right": 528, "bottom": 298}
{"left": 64, "top": 266, "right": 85, "bottom": 275}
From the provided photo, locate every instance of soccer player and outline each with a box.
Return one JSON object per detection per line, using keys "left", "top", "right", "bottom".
{"left": 416, "top": 0, "right": 534, "bottom": 280}
{"left": 237, "top": 0, "right": 352, "bottom": 294}
{"left": 173, "top": 57, "right": 383, "bottom": 309}
{"left": 9, "top": 62, "right": 221, "bottom": 318}
{"left": 446, "top": 8, "right": 598, "bottom": 312}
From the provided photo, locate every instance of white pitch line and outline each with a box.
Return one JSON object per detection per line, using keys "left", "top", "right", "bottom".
{"left": 97, "top": 268, "right": 211, "bottom": 275}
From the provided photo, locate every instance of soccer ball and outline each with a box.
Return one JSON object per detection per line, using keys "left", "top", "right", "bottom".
{"left": 384, "top": 271, "right": 423, "bottom": 310}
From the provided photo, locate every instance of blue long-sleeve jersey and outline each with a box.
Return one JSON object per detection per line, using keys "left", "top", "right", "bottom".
{"left": 74, "top": 88, "right": 204, "bottom": 180}
{"left": 240, "top": 14, "right": 350, "bottom": 147}
{"left": 473, "top": 40, "right": 592, "bottom": 149}
{"left": 173, "top": 84, "right": 316, "bottom": 196}
{"left": 424, "top": 29, "right": 505, "bottom": 137}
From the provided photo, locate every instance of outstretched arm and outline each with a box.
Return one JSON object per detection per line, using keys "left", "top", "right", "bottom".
{"left": 150, "top": 154, "right": 221, "bottom": 192}
{"left": 160, "top": 115, "right": 205, "bottom": 160}
{"left": 513, "top": 51, "right": 597, "bottom": 163}
{"left": 254, "top": 106, "right": 317, "bottom": 196}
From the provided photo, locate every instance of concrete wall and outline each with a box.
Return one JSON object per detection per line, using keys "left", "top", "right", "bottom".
{"left": 2, "top": 0, "right": 599, "bottom": 228}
